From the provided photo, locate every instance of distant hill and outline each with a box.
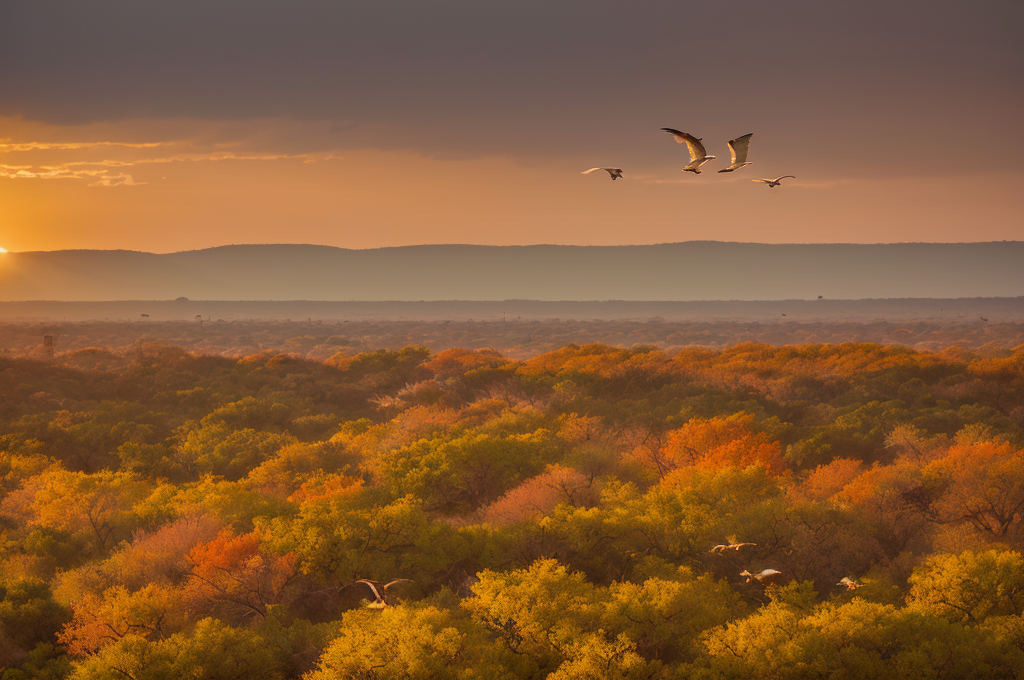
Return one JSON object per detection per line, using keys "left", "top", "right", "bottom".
{"left": 0, "top": 242, "right": 1022, "bottom": 301}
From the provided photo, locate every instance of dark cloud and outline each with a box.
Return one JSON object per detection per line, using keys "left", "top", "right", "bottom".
{"left": 3, "top": 0, "right": 1022, "bottom": 174}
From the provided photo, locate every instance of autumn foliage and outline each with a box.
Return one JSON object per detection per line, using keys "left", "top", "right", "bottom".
{"left": 661, "top": 414, "right": 785, "bottom": 475}
{"left": 0, "top": 340, "right": 1023, "bottom": 678}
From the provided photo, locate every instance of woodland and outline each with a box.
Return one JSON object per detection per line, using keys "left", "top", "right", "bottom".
{"left": 2, "top": 318, "right": 1024, "bottom": 361}
{"left": 1, "top": 340, "right": 1024, "bottom": 678}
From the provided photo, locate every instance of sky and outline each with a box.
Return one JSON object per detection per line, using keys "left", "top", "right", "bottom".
{"left": 1, "top": 0, "right": 1022, "bottom": 253}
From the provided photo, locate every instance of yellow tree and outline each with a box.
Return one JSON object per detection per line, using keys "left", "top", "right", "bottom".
{"left": 306, "top": 605, "right": 520, "bottom": 680}
{"left": 68, "top": 618, "right": 284, "bottom": 680}
{"left": 58, "top": 584, "right": 186, "bottom": 656}
{"left": 2, "top": 467, "right": 149, "bottom": 556}
{"left": 696, "top": 582, "right": 1023, "bottom": 679}
{"left": 907, "top": 550, "right": 1024, "bottom": 624}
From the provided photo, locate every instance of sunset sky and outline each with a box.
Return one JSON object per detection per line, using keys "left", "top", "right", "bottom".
{"left": 1, "top": 0, "right": 1021, "bottom": 253}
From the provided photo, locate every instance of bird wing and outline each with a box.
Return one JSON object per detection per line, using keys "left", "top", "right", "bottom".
{"left": 752, "top": 179, "right": 772, "bottom": 183}
{"left": 607, "top": 168, "right": 623, "bottom": 175}
{"left": 382, "top": 579, "right": 415, "bottom": 592}
{"left": 582, "top": 168, "right": 603, "bottom": 174}
{"left": 350, "top": 579, "right": 384, "bottom": 601}
{"left": 727, "top": 133, "right": 753, "bottom": 165}
{"left": 774, "top": 175, "right": 796, "bottom": 182}
{"left": 661, "top": 128, "right": 707, "bottom": 161}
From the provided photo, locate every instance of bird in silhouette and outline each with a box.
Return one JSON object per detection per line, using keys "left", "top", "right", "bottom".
{"left": 661, "top": 129, "right": 716, "bottom": 174}
{"left": 718, "top": 133, "right": 753, "bottom": 173}
{"left": 582, "top": 167, "right": 624, "bottom": 180}
{"left": 710, "top": 537, "right": 757, "bottom": 554}
{"left": 980, "top": 316, "right": 988, "bottom": 322}
{"left": 342, "top": 579, "right": 415, "bottom": 609}
{"left": 752, "top": 175, "right": 795, "bottom": 187}
{"left": 837, "top": 577, "right": 861, "bottom": 591}
{"left": 740, "top": 568, "right": 782, "bottom": 584}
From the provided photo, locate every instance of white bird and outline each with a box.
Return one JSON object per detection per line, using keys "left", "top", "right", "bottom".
{"left": 582, "top": 167, "right": 624, "bottom": 180}
{"left": 718, "top": 133, "right": 753, "bottom": 173}
{"left": 342, "top": 579, "right": 415, "bottom": 609}
{"left": 837, "top": 577, "right": 860, "bottom": 590}
{"left": 740, "top": 568, "right": 782, "bottom": 584}
{"left": 709, "top": 537, "right": 757, "bottom": 554}
{"left": 661, "top": 128, "right": 717, "bottom": 174}
{"left": 752, "top": 175, "right": 795, "bottom": 188}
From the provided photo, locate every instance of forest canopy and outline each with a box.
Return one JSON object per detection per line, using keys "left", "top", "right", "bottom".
{"left": 1, "top": 340, "right": 1024, "bottom": 678}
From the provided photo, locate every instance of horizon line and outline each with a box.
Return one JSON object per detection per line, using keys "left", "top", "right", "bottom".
{"left": 5, "top": 239, "right": 1024, "bottom": 256}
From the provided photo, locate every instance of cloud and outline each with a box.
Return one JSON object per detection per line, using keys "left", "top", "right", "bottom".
{"left": 1, "top": 0, "right": 1020, "bottom": 180}
{"left": 0, "top": 140, "right": 172, "bottom": 152}
{"left": 1, "top": 163, "right": 105, "bottom": 180}
{"left": 0, "top": 0, "right": 1020, "bottom": 256}
{"left": 1, "top": 162, "right": 134, "bottom": 186}
{"left": 0, "top": 129, "right": 337, "bottom": 187}
{"left": 88, "top": 173, "right": 144, "bottom": 187}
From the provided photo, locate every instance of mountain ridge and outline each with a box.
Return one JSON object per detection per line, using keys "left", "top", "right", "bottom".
{"left": 1, "top": 242, "right": 1022, "bottom": 302}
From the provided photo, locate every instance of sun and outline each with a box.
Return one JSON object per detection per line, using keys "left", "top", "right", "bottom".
{"left": 0, "top": 247, "right": 7, "bottom": 253}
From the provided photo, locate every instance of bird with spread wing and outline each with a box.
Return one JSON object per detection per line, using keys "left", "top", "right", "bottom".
{"left": 718, "top": 133, "right": 753, "bottom": 173}
{"left": 582, "top": 167, "right": 624, "bottom": 180}
{"left": 709, "top": 537, "right": 757, "bottom": 554}
{"left": 752, "top": 175, "right": 795, "bottom": 188}
{"left": 341, "top": 579, "right": 415, "bottom": 609}
{"left": 661, "top": 128, "right": 717, "bottom": 174}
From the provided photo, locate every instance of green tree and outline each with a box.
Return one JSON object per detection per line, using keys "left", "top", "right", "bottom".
{"left": 0, "top": 578, "right": 71, "bottom": 672}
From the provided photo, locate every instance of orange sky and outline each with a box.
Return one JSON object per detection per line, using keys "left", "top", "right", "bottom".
{"left": 1, "top": 1, "right": 1022, "bottom": 252}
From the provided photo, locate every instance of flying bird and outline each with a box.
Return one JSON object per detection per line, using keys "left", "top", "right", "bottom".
{"left": 718, "top": 133, "right": 753, "bottom": 173}
{"left": 709, "top": 537, "right": 757, "bottom": 554}
{"left": 582, "top": 167, "right": 624, "bottom": 180}
{"left": 752, "top": 175, "right": 795, "bottom": 188}
{"left": 837, "top": 577, "right": 861, "bottom": 591}
{"left": 342, "top": 579, "right": 415, "bottom": 609}
{"left": 740, "top": 568, "right": 782, "bottom": 584}
{"left": 980, "top": 316, "right": 988, "bottom": 322}
{"left": 661, "top": 128, "right": 717, "bottom": 174}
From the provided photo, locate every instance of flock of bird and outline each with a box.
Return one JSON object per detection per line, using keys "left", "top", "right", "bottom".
{"left": 342, "top": 134, "right": 837, "bottom": 616}
{"left": 345, "top": 537, "right": 866, "bottom": 611}
{"left": 708, "top": 537, "right": 860, "bottom": 590}
{"left": 583, "top": 129, "right": 795, "bottom": 187}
